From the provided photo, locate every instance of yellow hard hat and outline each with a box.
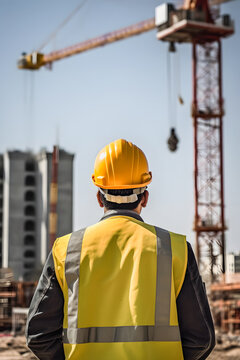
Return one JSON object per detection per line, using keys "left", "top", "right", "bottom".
{"left": 92, "top": 139, "right": 152, "bottom": 189}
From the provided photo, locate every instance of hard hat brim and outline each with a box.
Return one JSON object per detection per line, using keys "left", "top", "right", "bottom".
{"left": 92, "top": 172, "right": 152, "bottom": 189}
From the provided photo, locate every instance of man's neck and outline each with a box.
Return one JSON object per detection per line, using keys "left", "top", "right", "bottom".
{"left": 104, "top": 206, "right": 142, "bottom": 215}
{"left": 101, "top": 209, "right": 144, "bottom": 222}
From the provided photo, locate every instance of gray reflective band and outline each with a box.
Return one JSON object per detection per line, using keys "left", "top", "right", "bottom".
{"left": 63, "top": 325, "right": 180, "bottom": 344}
{"left": 65, "top": 229, "right": 86, "bottom": 329}
{"left": 154, "top": 227, "right": 172, "bottom": 326}
{"left": 64, "top": 226, "right": 179, "bottom": 345}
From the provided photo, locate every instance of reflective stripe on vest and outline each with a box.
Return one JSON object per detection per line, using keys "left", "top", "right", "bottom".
{"left": 65, "top": 228, "right": 86, "bottom": 331}
{"left": 64, "top": 226, "right": 181, "bottom": 344}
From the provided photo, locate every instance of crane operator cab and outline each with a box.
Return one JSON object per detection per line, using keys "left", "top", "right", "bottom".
{"left": 155, "top": 1, "right": 234, "bottom": 43}
{"left": 18, "top": 51, "right": 44, "bottom": 70}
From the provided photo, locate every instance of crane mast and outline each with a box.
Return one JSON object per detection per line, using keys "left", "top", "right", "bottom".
{"left": 192, "top": 40, "right": 226, "bottom": 282}
{"left": 49, "top": 145, "right": 59, "bottom": 249}
{"left": 155, "top": 1, "right": 233, "bottom": 281}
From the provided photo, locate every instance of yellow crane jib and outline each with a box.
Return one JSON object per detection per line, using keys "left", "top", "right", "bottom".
{"left": 17, "top": 51, "right": 44, "bottom": 70}
{"left": 17, "top": 18, "right": 156, "bottom": 71}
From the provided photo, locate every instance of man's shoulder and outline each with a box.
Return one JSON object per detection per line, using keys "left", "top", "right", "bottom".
{"left": 55, "top": 232, "right": 72, "bottom": 244}
{"left": 53, "top": 232, "right": 73, "bottom": 261}
{"left": 152, "top": 224, "right": 186, "bottom": 241}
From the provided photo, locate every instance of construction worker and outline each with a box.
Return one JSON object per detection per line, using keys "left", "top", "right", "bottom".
{"left": 26, "top": 139, "right": 215, "bottom": 359}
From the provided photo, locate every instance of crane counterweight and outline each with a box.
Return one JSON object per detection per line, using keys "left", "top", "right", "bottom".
{"left": 155, "top": 2, "right": 234, "bottom": 43}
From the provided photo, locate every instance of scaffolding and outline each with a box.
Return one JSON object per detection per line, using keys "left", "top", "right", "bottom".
{"left": 211, "top": 276, "right": 240, "bottom": 333}
{"left": 0, "top": 269, "right": 36, "bottom": 331}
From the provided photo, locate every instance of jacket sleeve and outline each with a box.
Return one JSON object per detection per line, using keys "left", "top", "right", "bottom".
{"left": 26, "top": 251, "right": 65, "bottom": 360}
{"left": 177, "top": 242, "right": 216, "bottom": 360}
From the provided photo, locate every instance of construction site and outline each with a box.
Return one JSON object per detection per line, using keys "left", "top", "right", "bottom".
{"left": 1, "top": 0, "right": 240, "bottom": 358}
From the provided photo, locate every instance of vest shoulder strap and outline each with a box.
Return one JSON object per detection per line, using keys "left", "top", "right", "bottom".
{"left": 169, "top": 231, "right": 188, "bottom": 297}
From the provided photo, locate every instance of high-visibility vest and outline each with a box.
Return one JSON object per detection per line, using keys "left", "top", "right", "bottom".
{"left": 52, "top": 215, "right": 187, "bottom": 360}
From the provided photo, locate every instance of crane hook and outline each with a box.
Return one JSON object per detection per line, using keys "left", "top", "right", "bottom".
{"left": 167, "top": 127, "right": 179, "bottom": 152}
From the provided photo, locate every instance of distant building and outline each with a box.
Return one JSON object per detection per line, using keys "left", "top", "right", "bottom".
{"left": 0, "top": 149, "right": 74, "bottom": 281}
{"left": 226, "top": 252, "right": 240, "bottom": 274}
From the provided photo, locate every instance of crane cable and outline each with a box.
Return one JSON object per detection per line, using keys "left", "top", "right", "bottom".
{"left": 167, "top": 49, "right": 177, "bottom": 129}
{"left": 176, "top": 49, "right": 184, "bottom": 105}
{"left": 167, "top": 45, "right": 183, "bottom": 126}
{"left": 167, "top": 44, "right": 180, "bottom": 152}
{"left": 167, "top": 50, "right": 173, "bottom": 129}
{"left": 37, "top": 0, "right": 89, "bottom": 52}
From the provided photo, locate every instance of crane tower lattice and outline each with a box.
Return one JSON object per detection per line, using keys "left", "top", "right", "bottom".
{"left": 193, "top": 39, "right": 226, "bottom": 281}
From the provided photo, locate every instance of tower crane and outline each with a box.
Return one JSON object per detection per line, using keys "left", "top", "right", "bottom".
{"left": 18, "top": 0, "right": 236, "bottom": 282}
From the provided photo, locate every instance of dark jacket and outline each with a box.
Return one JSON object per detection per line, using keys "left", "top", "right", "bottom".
{"left": 26, "top": 210, "right": 215, "bottom": 359}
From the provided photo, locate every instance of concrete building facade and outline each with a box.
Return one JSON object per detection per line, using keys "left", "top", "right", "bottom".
{"left": 0, "top": 149, "right": 74, "bottom": 280}
{"left": 226, "top": 252, "right": 240, "bottom": 274}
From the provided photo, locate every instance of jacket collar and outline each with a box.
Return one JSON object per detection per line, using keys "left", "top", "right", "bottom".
{"left": 100, "top": 209, "right": 144, "bottom": 222}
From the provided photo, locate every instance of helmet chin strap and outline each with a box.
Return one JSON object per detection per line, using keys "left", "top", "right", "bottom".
{"left": 99, "top": 187, "right": 146, "bottom": 204}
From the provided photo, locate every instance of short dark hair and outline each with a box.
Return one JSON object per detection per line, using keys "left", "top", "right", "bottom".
{"left": 99, "top": 188, "right": 144, "bottom": 210}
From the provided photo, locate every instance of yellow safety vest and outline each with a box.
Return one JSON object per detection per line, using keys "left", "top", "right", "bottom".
{"left": 52, "top": 215, "right": 187, "bottom": 360}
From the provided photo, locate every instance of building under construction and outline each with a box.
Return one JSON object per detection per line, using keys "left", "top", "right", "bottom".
{"left": 0, "top": 147, "right": 74, "bottom": 331}
{"left": 0, "top": 148, "right": 74, "bottom": 281}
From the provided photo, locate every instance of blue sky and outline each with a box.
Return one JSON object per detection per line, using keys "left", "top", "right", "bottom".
{"left": 0, "top": 0, "right": 240, "bottom": 254}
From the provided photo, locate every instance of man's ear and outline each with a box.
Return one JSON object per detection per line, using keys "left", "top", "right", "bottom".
{"left": 141, "top": 190, "right": 149, "bottom": 208}
{"left": 97, "top": 190, "right": 104, "bottom": 208}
